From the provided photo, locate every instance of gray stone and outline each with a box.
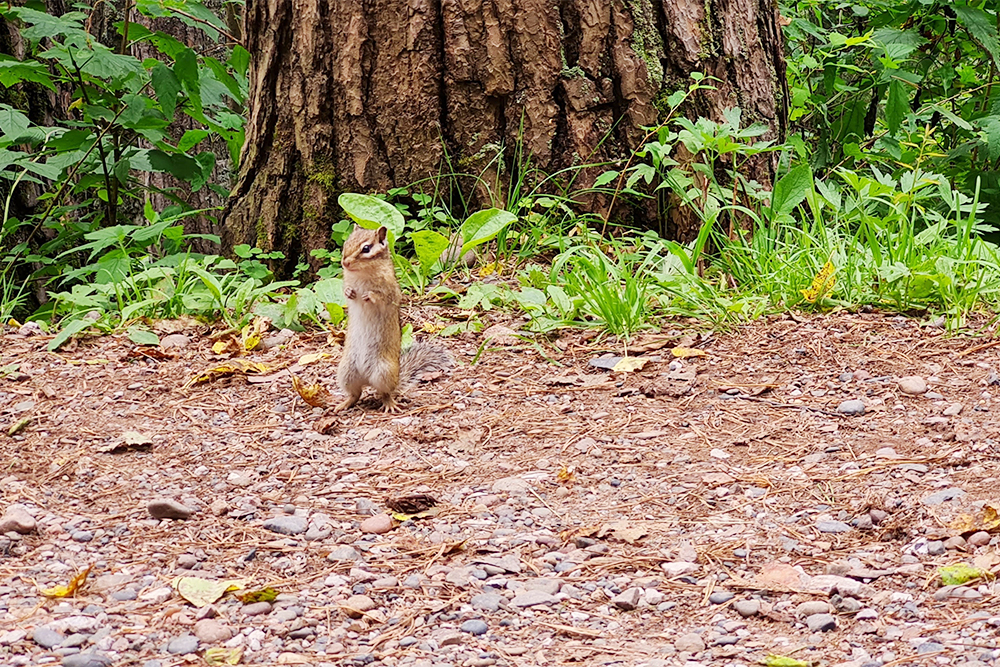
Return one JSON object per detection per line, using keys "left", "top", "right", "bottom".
{"left": 193, "top": 619, "right": 232, "bottom": 643}
{"left": 837, "top": 400, "right": 866, "bottom": 415}
{"left": 471, "top": 593, "right": 503, "bottom": 612}
{"left": 327, "top": 546, "right": 361, "bottom": 562}
{"left": 262, "top": 515, "right": 307, "bottom": 535}
{"left": 510, "top": 589, "right": 558, "bottom": 607}
{"left": 359, "top": 514, "right": 393, "bottom": 534}
{"left": 159, "top": 333, "right": 191, "bottom": 350}
{"left": 0, "top": 505, "right": 36, "bottom": 534}
{"left": 709, "top": 590, "right": 734, "bottom": 604}
{"left": 611, "top": 587, "right": 641, "bottom": 611}
{"left": 71, "top": 530, "right": 93, "bottom": 542}
{"left": 61, "top": 654, "right": 113, "bottom": 667}
{"left": 241, "top": 601, "right": 272, "bottom": 616}
{"left": 921, "top": 488, "right": 966, "bottom": 506}
{"left": 147, "top": 499, "right": 194, "bottom": 520}
{"left": 491, "top": 477, "right": 531, "bottom": 494}
{"left": 32, "top": 627, "right": 64, "bottom": 649}
{"left": 805, "top": 613, "right": 837, "bottom": 632}
{"left": 968, "top": 531, "right": 991, "bottom": 547}
{"left": 342, "top": 595, "right": 376, "bottom": 618}
{"left": 734, "top": 600, "right": 760, "bottom": 617}
{"left": 166, "top": 635, "right": 198, "bottom": 654}
{"left": 796, "top": 601, "right": 831, "bottom": 617}
{"left": 460, "top": 620, "right": 488, "bottom": 636}
{"left": 674, "top": 633, "right": 705, "bottom": 653}
{"left": 927, "top": 540, "right": 946, "bottom": 555}
{"left": 112, "top": 589, "right": 137, "bottom": 601}
{"left": 898, "top": 376, "right": 928, "bottom": 395}
{"left": 943, "top": 403, "right": 964, "bottom": 416}
{"left": 816, "top": 520, "right": 852, "bottom": 534}
{"left": 917, "top": 642, "right": 944, "bottom": 654}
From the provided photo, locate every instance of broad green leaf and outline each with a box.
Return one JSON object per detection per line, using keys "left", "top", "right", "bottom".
{"left": 147, "top": 150, "right": 199, "bottom": 181}
{"left": 177, "top": 129, "right": 209, "bottom": 152}
{"left": 954, "top": 5, "right": 1000, "bottom": 67}
{"left": 151, "top": 64, "right": 181, "bottom": 119}
{"left": 459, "top": 208, "right": 517, "bottom": 255}
{"left": 202, "top": 56, "right": 242, "bottom": 102}
{"left": 338, "top": 193, "right": 405, "bottom": 238}
{"left": 47, "top": 318, "right": 92, "bottom": 352}
{"left": 313, "top": 278, "right": 346, "bottom": 306}
{"left": 593, "top": 170, "right": 619, "bottom": 187}
{"left": 770, "top": 164, "right": 813, "bottom": 217}
{"left": 410, "top": 229, "right": 450, "bottom": 275}
{"left": 127, "top": 326, "right": 160, "bottom": 346}
{"left": 547, "top": 285, "right": 573, "bottom": 316}
{"left": 885, "top": 79, "right": 907, "bottom": 135}
{"left": 0, "top": 57, "right": 56, "bottom": 91}
{"left": 985, "top": 117, "right": 1000, "bottom": 163}
{"left": 229, "top": 46, "right": 250, "bottom": 77}
{"left": 3, "top": 8, "right": 87, "bottom": 41}
{"left": 79, "top": 45, "right": 144, "bottom": 81}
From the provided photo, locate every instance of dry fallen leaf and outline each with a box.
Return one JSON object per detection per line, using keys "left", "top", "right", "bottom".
{"left": 38, "top": 565, "right": 92, "bottom": 598}
{"left": 204, "top": 647, "right": 243, "bottom": 665}
{"left": 557, "top": 465, "right": 576, "bottom": 485}
{"left": 597, "top": 520, "right": 648, "bottom": 544}
{"left": 297, "top": 352, "right": 329, "bottom": 366}
{"left": 241, "top": 316, "right": 270, "bottom": 352}
{"left": 949, "top": 504, "right": 1000, "bottom": 534}
{"left": 291, "top": 376, "right": 332, "bottom": 408}
{"left": 671, "top": 346, "right": 707, "bottom": 358}
{"left": 386, "top": 494, "right": 437, "bottom": 514}
{"left": 612, "top": 357, "right": 649, "bottom": 372}
{"left": 184, "top": 359, "right": 274, "bottom": 388}
{"left": 171, "top": 576, "right": 247, "bottom": 607}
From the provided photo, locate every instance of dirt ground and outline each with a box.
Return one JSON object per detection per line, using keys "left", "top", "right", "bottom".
{"left": 1, "top": 312, "right": 1000, "bottom": 667}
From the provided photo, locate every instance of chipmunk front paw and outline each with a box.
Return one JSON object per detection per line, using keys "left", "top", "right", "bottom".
{"left": 344, "top": 287, "right": 357, "bottom": 300}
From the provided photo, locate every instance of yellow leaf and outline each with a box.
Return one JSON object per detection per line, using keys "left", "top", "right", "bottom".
{"left": 205, "top": 647, "right": 243, "bottom": 665}
{"left": 184, "top": 359, "right": 273, "bottom": 388}
{"left": 612, "top": 357, "right": 648, "bottom": 372}
{"left": 171, "top": 576, "right": 247, "bottom": 607}
{"left": 671, "top": 346, "right": 707, "bottom": 358}
{"left": 390, "top": 508, "right": 439, "bottom": 522}
{"left": 237, "top": 587, "right": 279, "bottom": 603}
{"left": 291, "top": 375, "right": 332, "bottom": 408}
{"left": 557, "top": 465, "right": 576, "bottom": 484}
{"left": 212, "top": 340, "right": 230, "bottom": 355}
{"left": 479, "top": 261, "right": 498, "bottom": 277}
{"left": 421, "top": 322, "right": 445, "bottom": 333}
{"left": 39, "top": 565, "right": 92, "bottom": 598}
{"left": 241, "top": 316, "right": 270, "bottom": 351}
{"left": 8, "top": 318, "right": 22, "bottom": 328}
{"left": 765, "top": 656, "right": 810, "bottom": 667}
{"left": 297, "top": 352, "right": 329, "bottom": 366}
{"left": 801, "top": 260, "right": 836, "bottom": 303}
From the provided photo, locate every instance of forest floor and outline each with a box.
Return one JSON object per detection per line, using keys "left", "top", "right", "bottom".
{"left": 2, "top": 312, "right": 1000, "bottom": 667}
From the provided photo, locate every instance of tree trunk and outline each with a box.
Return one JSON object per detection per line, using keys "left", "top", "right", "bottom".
{"left": 225, "top": 0, "right": 787, "bottom": 275}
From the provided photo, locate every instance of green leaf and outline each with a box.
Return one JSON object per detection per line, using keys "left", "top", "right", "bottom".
{"left": 770, "top": 164, "right": 813, "bottom": 217}
{"left": 47, "top": 318, "right": 92, "bottom": 352}
{"left": 177, "top": 129, "right": 209, "bottom": 152}
{"left": 985, "top": 117, "right": 1000, "bottom": 163}
{"left": 202, "top": 56, "right": 242, "bottom": 102}
{"left": 0, "top": 57, "right": 56, "bottom": 91}
{"left": 410, "top": 229, "right": 450, "bottom": 275}
{"left": 229, "top": 46, "right": 250, "bottom": 77}
{"left": 885, "top": 79, "right": 907, "bottom": 135}
{"left": 3, "top": 8, "right": 87, "bottom": 42}
{"left": 954, "top": 5, "right": 1000, "bottom": 67}
{"left": 151, "top": 63, "right": 181, "bottom": 119}
{"left": 147, "top": 150, "right": 199, "bottom": 181}
{"left": 593, "top": 170, "right": 619, "bottom": 187}
{"left": 173, "top": 48, "right": 199, "bottom": 93}
{"left": 127, "top": 326, "right": 160, "bottom": 346}
{"left": 313, "top": 277, "right": 346, "bottom": 306}
{"left": 338, "top": 193, "right": 405, "bottom": 238}
{"left": 459, "top": 208, "right": 518, "bottom": 255}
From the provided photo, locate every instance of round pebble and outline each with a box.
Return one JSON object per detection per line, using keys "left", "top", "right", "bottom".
{"left": 461, "top": 619, "right": 488, "bottom": 635}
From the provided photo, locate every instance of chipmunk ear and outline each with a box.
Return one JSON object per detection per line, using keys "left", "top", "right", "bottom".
{"left": 377, "top": 226, "right": 388, "bottom": 243}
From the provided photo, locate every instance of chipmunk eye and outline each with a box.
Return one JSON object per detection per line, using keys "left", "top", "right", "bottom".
{"left": 361, "top": 244, "right": 372, "bottom": 254}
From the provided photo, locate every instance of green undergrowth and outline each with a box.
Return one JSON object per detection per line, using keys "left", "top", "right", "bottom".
{"left": 5, "top": 1, "right": 1000, "bottom": 351}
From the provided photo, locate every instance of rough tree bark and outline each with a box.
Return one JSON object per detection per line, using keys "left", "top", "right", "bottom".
{"left": 224, "top": 0, "right": 787, "bottom": 275}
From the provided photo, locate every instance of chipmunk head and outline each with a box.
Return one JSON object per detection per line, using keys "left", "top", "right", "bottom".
{"left": 341, "top": 225, "right": 389, "bottom": 271}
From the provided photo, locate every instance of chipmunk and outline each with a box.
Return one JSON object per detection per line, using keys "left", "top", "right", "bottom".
{"left": 336, "top": 225, "right": 451, "bottom": 412}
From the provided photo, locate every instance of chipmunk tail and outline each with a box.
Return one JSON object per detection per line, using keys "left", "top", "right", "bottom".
{"left": 398, "top": 341, "right": 452, "bottom": 393}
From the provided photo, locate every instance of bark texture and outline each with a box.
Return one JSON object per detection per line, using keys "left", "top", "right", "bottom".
{"left": 225, "top": 0, "right": 787, "bottom": 273}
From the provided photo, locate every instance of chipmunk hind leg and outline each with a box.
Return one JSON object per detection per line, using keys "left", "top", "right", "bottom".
{"left": 335, "top": 357, "right": 365, "bottom": 412}
{"left": 369, "top": 360, "right": 402, "bottom": 413}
